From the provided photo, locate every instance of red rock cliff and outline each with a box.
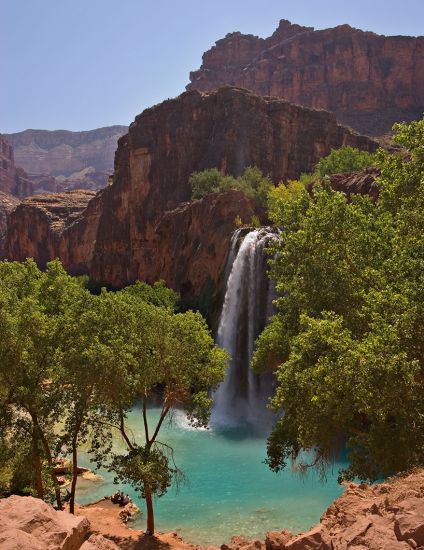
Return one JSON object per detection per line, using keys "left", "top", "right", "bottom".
{"left": 188, "top": 20, "right": 424, "bottom": 136}
{"left": 58, "top": 87, "right": 376, "bottom": 296}
{"left": 5, "top": 88, "right": 377, "bottom": 302}
{"left": 5, "top": 191, "right": 96, "bottom": 268}
{"left": 0, "top": 135, "right": 33, "bottom": 197}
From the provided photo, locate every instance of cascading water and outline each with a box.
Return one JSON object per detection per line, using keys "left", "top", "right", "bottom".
{"left": 212, "top": 227, "right": 277, "bottom": 428}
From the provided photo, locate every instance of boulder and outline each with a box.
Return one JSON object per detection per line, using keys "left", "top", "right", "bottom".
{"left": 221, "top": 535, "right": 265, "bottom": 549}
{"left": 0, "top": 495, "right": 90, "bottom": 549}
{"left": 265, "top": 529, "right": 293, "bottom": 549}
{"left": 394, "top": 497, "right": 424, "bottom": 546}
{"left": 80, "top": 534, "right": 120, "bottom": 550}
{"left": 284, "top": 524, "right": 328, "bottom": 550}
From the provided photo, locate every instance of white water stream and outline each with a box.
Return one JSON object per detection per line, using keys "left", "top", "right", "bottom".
{"left": 212, "top": 228, "right": 277, "bottom": 427}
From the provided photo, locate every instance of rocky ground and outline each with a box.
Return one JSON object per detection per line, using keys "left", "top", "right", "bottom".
{"left": 1, "top": 469, "right": 423, "bottom": 549}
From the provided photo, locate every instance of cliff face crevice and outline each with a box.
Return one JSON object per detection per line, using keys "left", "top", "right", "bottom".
{"left": 5, "top": 88, "right": 377, "bottom": 300}
{"left": 187, "top": 20, "right": 424, "bottom": 136}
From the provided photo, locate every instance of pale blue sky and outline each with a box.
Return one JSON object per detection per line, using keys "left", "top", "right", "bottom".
{"left": 1, "top": 0, "right": 423, "bottom": 133}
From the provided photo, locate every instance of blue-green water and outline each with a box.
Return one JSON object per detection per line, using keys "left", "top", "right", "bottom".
{"left": 76, "top": 408, "right": 346, "bottom": 547}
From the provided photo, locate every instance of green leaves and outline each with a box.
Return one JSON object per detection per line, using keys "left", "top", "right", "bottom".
{"left": 314, "top": 146, "right": 375, "bottom": 177}
{"left": 256, "top": 117, "right": 424, "bottom": 481}
{"left": 189, "top": 166, "right": 273, "bottom": 207}
{"left": 0, "top": 259, "right": 227, "bottom": 509}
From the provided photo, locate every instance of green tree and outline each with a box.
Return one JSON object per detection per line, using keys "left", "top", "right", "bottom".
{"left": 314, "top": 146, "right": 375, "bottom": 177}
{"left": 253, "top": 117, "right": 424, "bottom": 482}
{"left": 189, "top": 166, "right": 272, "bottom": 207}
{"left": 100, "top": 293, "right": 228, "bottom": 535}
{"left": 0, "top": 259, "right": 90, "bottom": 507}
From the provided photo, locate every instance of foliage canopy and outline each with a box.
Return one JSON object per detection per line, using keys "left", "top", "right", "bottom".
{"left": 189, "top": 166, "right": 272, "bottom": 206}
{"left": 253, "top": 117, "right": 424, "bottom": 482}
{"left": 0, "top": 260, "right": 227, "bottom": 532}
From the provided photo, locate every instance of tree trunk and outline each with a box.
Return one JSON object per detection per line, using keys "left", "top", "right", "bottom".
{"left": 69, "top": 442, "right": 78, "bottom": 514}
{"left": 32, "top": 431, "right": 44, "bottom": 499}
{"left": 30, "top": 413, "right": 63, "bottom": 510}
{"left": 145, "top": 485, "right": 155, "bottom": 535}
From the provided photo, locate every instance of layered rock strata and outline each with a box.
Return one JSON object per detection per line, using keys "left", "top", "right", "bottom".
{"left": 5, "top": 126, "right": 127, "bottom": 179}
{"left": 188, "top": 20, "right": 424, "bottom": 136}
{"left": 328, "top": 167, "right": 380, "bottom": 199}
{"left": 0, "top": 135, "right": 32, "bottom": 197}
{"left": 5, "top": 88, "right": 377, "bottom": 300}
{"left": 6, "top": 191, "right": 95, "bottom": 268}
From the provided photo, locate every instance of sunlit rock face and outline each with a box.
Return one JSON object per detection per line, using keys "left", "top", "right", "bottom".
{"left": 187, "top": 19, "right": 424, "bottom": 136}
{"left": 0, "top": 134, "right": 32, "bottom": 197}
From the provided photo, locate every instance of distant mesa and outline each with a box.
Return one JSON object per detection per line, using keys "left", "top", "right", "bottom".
{"left": 187, "top": 19, "right": 424, "bottom": 136}
{"left": 5, "top": 125, "right": 128, "bottom": 193}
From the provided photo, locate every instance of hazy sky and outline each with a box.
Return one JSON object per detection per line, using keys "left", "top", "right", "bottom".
{"left": 1, "top": 0, "right": 423, "bottom": 133}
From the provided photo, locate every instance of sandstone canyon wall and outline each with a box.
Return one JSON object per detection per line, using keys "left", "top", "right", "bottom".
{"left": 5, "top": 126, "right": 127, "bottom": 192}
{"left": 6, "top": 191, "right": 95, "bottom": 268}
{"left": 0, "top": 134, "right": 32, "bottom": 197}
{"left": 5, "top": 88, "right": 377, "bottom": 305}
{"left": 187, "top": 20, "right": 424, "bottom": 136}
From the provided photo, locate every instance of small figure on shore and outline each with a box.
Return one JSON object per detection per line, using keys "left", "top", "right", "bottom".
{"left": 120, "top": 494, "right": 130, "bottom": 507}
{"left": 111, "top": 490, "right": 122, "bottom": 504}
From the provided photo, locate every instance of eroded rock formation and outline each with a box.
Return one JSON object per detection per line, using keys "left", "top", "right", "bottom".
{"left": 5, "top": 88, "right": 377, "bottom": 302}
{"left": 61, "top": 87, "right": 376, "bottom": 295}
{"left": 6, "top": 190, "right": 95, "bottom": 268}
{"left": 0, "top": 135, "right": 32, "bottom": 197}
{"left": 188, "top": 20, "right": 424, "bottom": 136}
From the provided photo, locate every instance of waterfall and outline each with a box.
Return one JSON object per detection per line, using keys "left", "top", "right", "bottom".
{"left": 212, "top": 227, "right": 277, "bottom": 428}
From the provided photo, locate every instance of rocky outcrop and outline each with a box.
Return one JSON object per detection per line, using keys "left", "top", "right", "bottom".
{"left": 187, "top": 20, "right": 424, "bottom": 136}
{"left": 0, "top": 191, "right": 20, "bottom": 258}
{"left": 5, "top": 88, "right": 377, "bottom": 301}
{"left": 328, "top": 168, "right": 380, "bottom": 199}
{"left": 29, "top": 169, "right": 111, "bottom": 195}
{"left": 0, "top": 495, "right": 90, "bottom": 550}
{"left": 242, "top": 469, "right": 424, "bottom": 550}
{"left": 6, "top": 191, "right": 95, "bottom": 268}
{"left": 0, "top": 135, "right": 32, "bottom": 197}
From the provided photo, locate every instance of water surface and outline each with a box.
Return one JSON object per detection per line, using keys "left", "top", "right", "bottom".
{"left": 77, "top": 408, "right": 346, "bottom": 547}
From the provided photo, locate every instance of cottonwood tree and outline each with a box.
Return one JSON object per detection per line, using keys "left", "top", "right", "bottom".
{"left": 0, "top": 260, "right": 89, "bottom": 507}
{"left": 253, "top": 118, "right": 424, "bottom": 482}
{"left": 94, "top": 289, "right": 228, "bottom": 535}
